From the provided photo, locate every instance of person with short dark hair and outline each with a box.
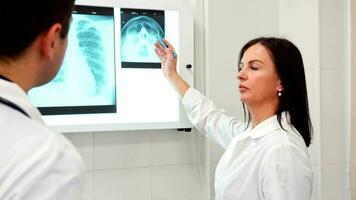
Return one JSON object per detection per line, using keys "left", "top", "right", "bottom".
{"left": 155, "top": 37, "right": 313, "bottom": 200}
{"left": 0, "top": 1, "right": 84, "bottom": 199}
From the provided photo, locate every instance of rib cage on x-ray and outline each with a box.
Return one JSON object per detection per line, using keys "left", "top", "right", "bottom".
{"left": 76, "top": 19, "right": 106, "bottom": 94}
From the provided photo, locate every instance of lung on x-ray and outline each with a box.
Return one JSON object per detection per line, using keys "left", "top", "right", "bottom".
{"left": 121, "top": 8, "right": 165, "bottom": 69}
{"left": 29, "top": 5, "right": 116, "bottom": 115}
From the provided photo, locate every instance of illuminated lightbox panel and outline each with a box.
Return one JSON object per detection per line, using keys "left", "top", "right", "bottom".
{"left": 28, "top": 1, "right": 194, "bottom": 133}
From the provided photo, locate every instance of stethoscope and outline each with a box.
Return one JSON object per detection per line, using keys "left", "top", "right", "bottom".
{"left": 0, "top": 75, "right": 30, "bottom": 118}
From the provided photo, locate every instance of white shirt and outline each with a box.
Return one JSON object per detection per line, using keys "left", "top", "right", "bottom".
{"left": 182, "top": 87, "right": 313, "bottom": 200}
{"left": 0, "top": 79, "right": 85, "bottom": 200}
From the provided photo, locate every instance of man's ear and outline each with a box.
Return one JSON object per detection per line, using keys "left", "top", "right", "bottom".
{"left": 39, "top": 23, "right": 63, "bottom": 60}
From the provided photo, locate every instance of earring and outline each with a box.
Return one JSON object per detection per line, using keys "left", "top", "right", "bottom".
{"left": 278, "top": 91, "right": 282, "bottom": 97}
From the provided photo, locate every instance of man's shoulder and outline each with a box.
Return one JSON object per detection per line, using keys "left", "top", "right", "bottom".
{"left": 0, "top": 107, "right": 62, "bottom": 150}
{"left": 0, "top": 107, "right": 84, "bottom": 171}
{"left": 0, "top": 110, "right": 85, "bottom": 199}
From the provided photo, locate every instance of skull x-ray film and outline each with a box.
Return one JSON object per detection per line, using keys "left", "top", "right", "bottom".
{"left": 120, "top": 8, "right": 165, "bottom": 68}
{"left": 29, "top": 5, "right": 116, "bottom": 115}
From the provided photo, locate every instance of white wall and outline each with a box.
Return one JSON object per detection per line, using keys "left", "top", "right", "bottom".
{"left": 319, "top": 0, "right": 348, "bottom": 199}
{"left": 63, "top": 0, "right": 349, "bottom": 199}
{"left": 66, "top": 129, "right": 202, "bottom": 200}
{"left": 350, "top": 0, "right": 356, "bottom": 197}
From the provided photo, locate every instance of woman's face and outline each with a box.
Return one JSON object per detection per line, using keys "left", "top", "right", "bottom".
{"left": 237, "top": 43, "right": 283, "bottom": 107}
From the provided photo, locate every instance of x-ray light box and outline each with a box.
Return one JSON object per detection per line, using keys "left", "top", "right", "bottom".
{"left": 28, "top": 1, "right": 194, "bottom": 133}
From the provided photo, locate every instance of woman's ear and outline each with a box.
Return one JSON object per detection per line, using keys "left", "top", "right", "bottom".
{"left": 277, "top": 82, "right": 284, "bottom": 92}
{"left": 39, "top": 23, "right": 62, "bottom": 60}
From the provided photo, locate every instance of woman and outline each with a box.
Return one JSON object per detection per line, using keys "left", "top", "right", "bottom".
{"left": 155, "top": 37, "right": 313, "bottom": 200}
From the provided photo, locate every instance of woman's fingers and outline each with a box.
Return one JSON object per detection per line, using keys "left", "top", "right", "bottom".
{"left": 161, "top": 39, "right": 177, "bottom": 59}
{"left": 154, "top": 38, "right": 177, "bottom": 60}
{"left": 154, "top": 42, "right": 167, "bottom": 60}
{"left": 154, "top": 41, "right": 165, "bottom": 54}
{"left": 155, "top": 41, "right": 165, "bottom": 51}
{"left": 162, "top": 38, "right": 175, "bottom": 52}
{"left": 154, "top": 48, "right": 165, "bottom": 61}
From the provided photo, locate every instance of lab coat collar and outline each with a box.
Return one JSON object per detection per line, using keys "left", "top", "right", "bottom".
{"left": 0, "top": 79, "right": 45, "bottom": 124}
{"left": 248, "top": 112, "right": 290, "bottom": 139}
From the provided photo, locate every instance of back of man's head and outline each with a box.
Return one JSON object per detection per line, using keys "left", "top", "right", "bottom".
{"left": 0, "top": 0, "right": 75, "bottom": 62}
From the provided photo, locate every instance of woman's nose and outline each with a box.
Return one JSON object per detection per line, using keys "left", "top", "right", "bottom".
{"left": 237, "top": 69, "right": 246, "bottom": 80}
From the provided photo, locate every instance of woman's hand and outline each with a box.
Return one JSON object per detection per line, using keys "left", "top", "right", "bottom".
{"left": 154, "top": 38, "right": 190, "bottom": 97}
{"left": 154, "top": 38, "right": 178, "bottom": 79}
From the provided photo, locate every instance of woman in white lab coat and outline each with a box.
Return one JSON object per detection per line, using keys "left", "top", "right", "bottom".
{"left": 155, "top": 37, "right": 313, "bottom": 200}
{"left": 0, "top": 0, "right": 84, "bottom": 199}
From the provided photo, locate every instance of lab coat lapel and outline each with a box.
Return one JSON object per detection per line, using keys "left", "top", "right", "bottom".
{"left": 248, "top": 113, "right": 289, "bottom": 139}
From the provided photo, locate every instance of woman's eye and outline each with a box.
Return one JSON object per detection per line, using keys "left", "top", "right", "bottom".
{"left": 238, "top": 63, "right": 243, "bottom": 71}
{"left": 250, "top": 65, "right": 258, "bottom": 70}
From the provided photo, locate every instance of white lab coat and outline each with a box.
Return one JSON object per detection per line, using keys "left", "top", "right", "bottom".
{"left": 0, "top": 79, "right": 85, "bottom": 200}
{"left": 182, "top": 87, "right": 313, "bottom": 200}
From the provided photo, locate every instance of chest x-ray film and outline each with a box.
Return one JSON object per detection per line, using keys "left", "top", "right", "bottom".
{"left": 29, "top": 5, "right": 116, "bottom": 115}
{"left": 120, "top": 8, "right": 165, "bottom": 69}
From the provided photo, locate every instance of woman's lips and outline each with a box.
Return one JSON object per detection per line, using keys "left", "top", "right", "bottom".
{"left": 239, "top": 84, "right": 248, "bottom": 92}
